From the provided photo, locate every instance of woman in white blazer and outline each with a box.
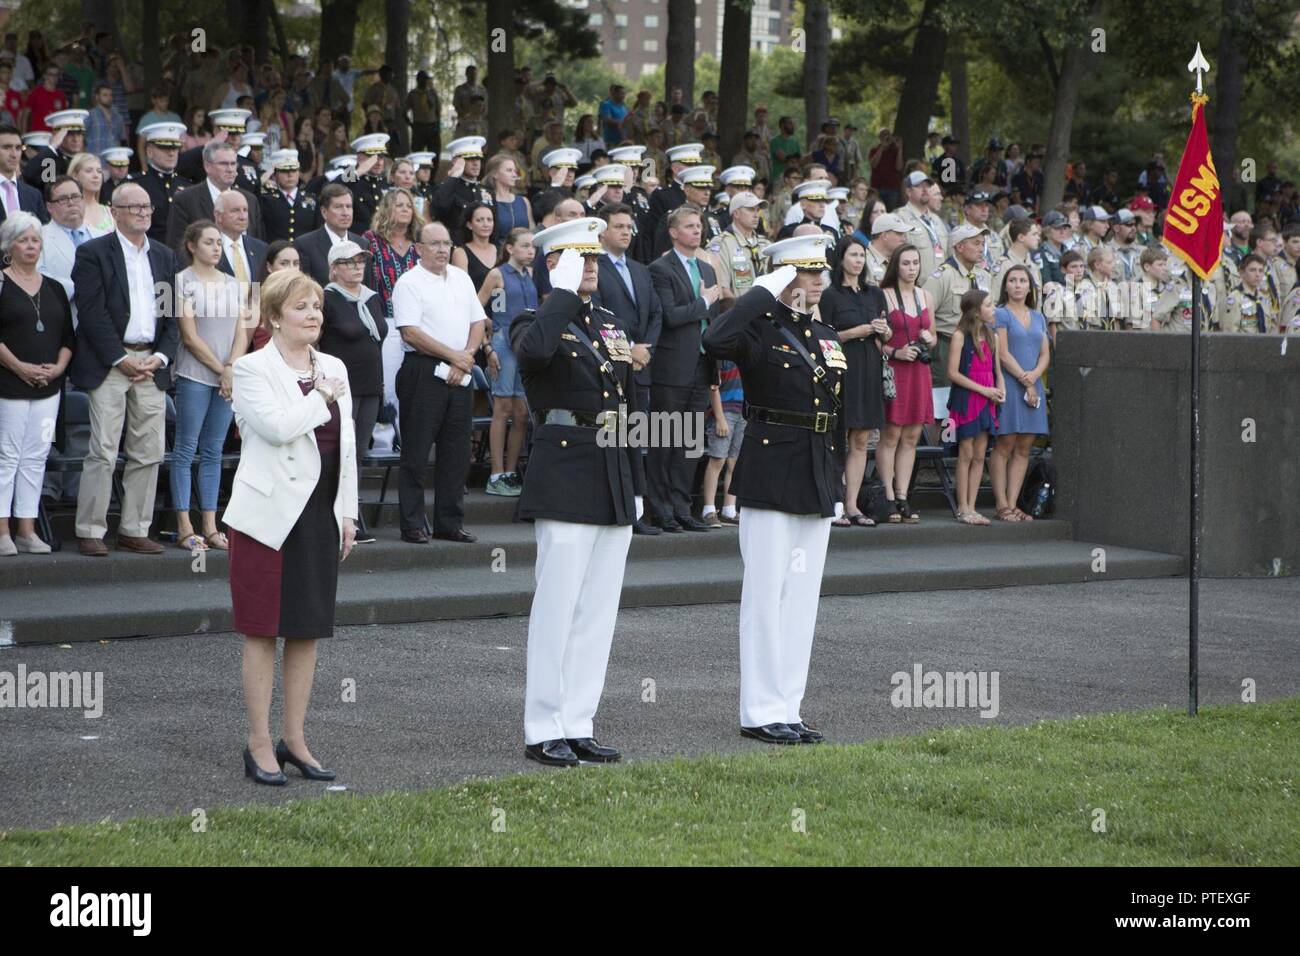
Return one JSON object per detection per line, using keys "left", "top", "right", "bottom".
{"left": 224, "top": 269, "right": 358, "bottom": 786}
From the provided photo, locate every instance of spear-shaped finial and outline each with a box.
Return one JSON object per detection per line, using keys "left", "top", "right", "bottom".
{"left": 1187, "top": 43, "right": 1211, "bottom": 94}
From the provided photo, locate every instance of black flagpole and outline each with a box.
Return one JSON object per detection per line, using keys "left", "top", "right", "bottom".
{"left": 1189, "top": 272, "right": 1201, "bottom": 716}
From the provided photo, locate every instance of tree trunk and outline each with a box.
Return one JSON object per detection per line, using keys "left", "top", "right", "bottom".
{"left": 802, "top": 0, "right": 830, "bottom": 151}
{"left": 246, "top": 0, "right": 270, "bottom": 67}
{"left": 893, "top": 0, "right": 947, "bottom": 163}
{"left": 385, "top": 0, "right": 412, "bottom": 152}
{"left": 665, "top": 0, "right": 695, "bottom": 107}
{"left": 485, "top": 0, "right": 515, "bottom": 149}
{"left": 947, "top": 37, "right": 969, "bottom": 169}
{"left": 141, "top": 0, "right": 161, "bottom": 94}
{"left": 717, "top": 0, "right": 752, "bottom": 165}
{"left": 82, "top": 0, "right": 123, "bottom": 55}
{"left": 1039, "top": 1, "right": 1098, "bottom": 213}
{"left": 1212, "top": 0, "right": 1245, "bottom": 212}
{"left": 268, "top": 0, "right": 292, "bottom": 73}
{"left": 318, "top": 0, "right": 361, "bottom": 70}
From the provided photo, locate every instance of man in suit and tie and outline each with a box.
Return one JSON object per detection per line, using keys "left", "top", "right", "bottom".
{"left": 165, "top": 140, "right": 263, "bottom": 256}
{"left": 37, "top": 174, "right": 108, "bottom": 317}
{"left": 595, "top": 202, "right": 663, "bottom": 535}
{"left": 70, "top": 182, "right": 180, "bottom": 557}
{"left": 646, "top": 205, "right": 721, "bottom": 533}
{"left": 293, "top": 182, "right": 373, "bottom": 288}
{"left": 0, "top": 123, "right": 47, "bottom": 224}
{"left": 212, "top": 189, "right": 267, "bottom": 280}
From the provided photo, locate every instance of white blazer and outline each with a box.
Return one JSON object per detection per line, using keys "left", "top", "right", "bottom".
{"left": 37, "top": 219, "right": 110, "bottom": 325}
{"left": 223, "top": 342, "right": 358, "bottom": 552}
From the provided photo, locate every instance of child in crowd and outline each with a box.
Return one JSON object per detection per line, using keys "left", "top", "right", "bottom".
{"left": 701, "top": 359, "right": 744, "bottom": 527}
{"left": 946, "top": 289, "right": 1004, "bottom": 525}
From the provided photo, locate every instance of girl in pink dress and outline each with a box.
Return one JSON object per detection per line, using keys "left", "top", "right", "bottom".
{"left": 946, "top": 289, "right": 1005, "bottom": 525}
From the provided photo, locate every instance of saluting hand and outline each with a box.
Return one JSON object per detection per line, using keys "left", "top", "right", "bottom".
{"left": 753, "top": 264, "right": 797, "bottom": 297}
{"left": 449, "top": 156, "right": 466, "bottom": 179}
{"left": 550, "top": 247, "right": 585, "bottom": 293}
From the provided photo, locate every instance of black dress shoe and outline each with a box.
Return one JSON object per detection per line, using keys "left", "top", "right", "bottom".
{"left": 565, "top": 737, "right": 621, "bottom": 762}
{"left": 275, "top": 739, "right": 337, "bottom": 780}
{"left": 654, "top": 516, "right": 683, "bottom": 533}
{"left": 431, "top": 528, "right": 477, "bottom": 543}
{"left": 525, "top": 740, "right": 580, "bottom": 767}
{"left": 788, "top": 721, "right": 824, "bottom": 744}
{"left": 633, "top": 519, "right": 662, "bottom": 536}
{"left": 243, "top": 747, "right": 287, "bottom": 785}
{"left": 740, "top": 723, "right": 802, "bottom": 745}
{"left": 401, "top": 528, "right": 430, "bottom": 544}
{"left": 675, "top": 514, "right": 710, "bottom": 532}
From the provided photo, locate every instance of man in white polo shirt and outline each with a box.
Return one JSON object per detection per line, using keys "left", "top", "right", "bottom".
{"left": 392, "top": 219, "right": 486, "bottom": 544}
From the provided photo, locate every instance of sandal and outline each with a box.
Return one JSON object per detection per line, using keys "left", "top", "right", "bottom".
{"left": 896, "top": 499, "right": 920, "bottom": 523}
{"left": 958, "top": 511, "right": 990, "bottom": 526}
{"left": 1013, "top": 508, "right": 1034, "bottom": 522}
{"left": 832, "top": 516, "right": 852, "bottom": 527}
{"left": 205, "top": 531, "right": 230, "bottom": 550}
{"left": 996, "top": 508, "right": 1022, "bottom": 522}
{"left": 178, "top": 534, "right": 208, "bottom": 552}
{"left": 847, "top": 512, "right": 876, "bottom": 527}
{"left": 885, "top": 500, "right": 902, "bottom": 523}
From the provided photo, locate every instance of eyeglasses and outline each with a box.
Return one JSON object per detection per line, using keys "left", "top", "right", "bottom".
{"left": 113, "top": 203, "right": 154, "bottom": 215}
{"left": 49, "top": 193, "right": 84, "bottom": 205}
{"left": 419, "top": 239, "right": 453, "bottom": 248}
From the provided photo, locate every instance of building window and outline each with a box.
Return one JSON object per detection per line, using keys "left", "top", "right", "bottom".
{"left": 644, "top": 14, "right": 659, "bottom": 27}
{"left": 615, "top": 14, "right": 627, "bottom": 26}
{"left": 590, "top": 13, "right": 602, "bottom": 25}
{"left": 643, "top": 39, "right": 658, "bottom": 52}
{"left": 617, "top": 38, "right": 627, "bottom": 51}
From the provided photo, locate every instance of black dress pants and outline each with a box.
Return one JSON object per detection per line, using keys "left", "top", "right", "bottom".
{"left": 647, "top": 360, "right": 710, "bottom": 519}
{"left": 396, "top": 353, "right": 472, "bottom": 532}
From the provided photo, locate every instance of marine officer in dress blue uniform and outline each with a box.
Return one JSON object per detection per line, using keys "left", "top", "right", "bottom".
{"left": 509, "top": 217, "right": 647, "bottom": 768}
{"left": 703, "top": 233, "right": 846, "bottom": 746}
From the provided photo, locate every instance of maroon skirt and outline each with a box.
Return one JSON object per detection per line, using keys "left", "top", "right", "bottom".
{"left": 229, "top": 384, "right": 342, "bottom": 639}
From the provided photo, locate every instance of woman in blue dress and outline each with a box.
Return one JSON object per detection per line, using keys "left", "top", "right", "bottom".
{"left": 484, "top": 154, "right": 534, "bottom": 242}
{"left": 991, "top": 264, "right": 1050, "bottom": 522}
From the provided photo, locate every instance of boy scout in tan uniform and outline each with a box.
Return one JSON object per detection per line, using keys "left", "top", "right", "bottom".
{"left": 928, "top": 224, "right": 992, "bottom": 385}
{"left": 710, "top": 191, "right": 770, "bottom": 303}
{"left": 895, "top": 170, "right": 949, "bottom": 285}
{"left": 1223, "top": 255, "right": 1280, "bottom": 333}
{"left": 1076, "top": 248, "right": 1124, "bottom": 330}
{"left": 991, "top": 219, "right": 1044, "bottom": 302}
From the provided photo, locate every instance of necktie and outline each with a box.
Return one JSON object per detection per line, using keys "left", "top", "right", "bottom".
{"left": 1, "top": 179, "right": 17, "bottom": 215}
{"left": 70, "top": 227, "right": 87, "bottom": 247}
{"left": 617, "top": 258, "right": 636, "bottom": 304}
{"left": 231, "top": 240, "right": 249, "bottom": 283}
{"left": 687, "top": 256, "right": 701, "bottom": 297}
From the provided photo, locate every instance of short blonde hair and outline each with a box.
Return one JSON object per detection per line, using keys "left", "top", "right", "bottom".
{"left": 259, "top": 269, "right": 323, "bottom": 329}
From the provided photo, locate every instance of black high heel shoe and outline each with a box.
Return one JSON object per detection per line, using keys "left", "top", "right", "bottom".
{"left": 243, "top": 746, "right": 287, "bottom": 786}
{"left": 275, "top": 739, "right": 337, "bottom": 781}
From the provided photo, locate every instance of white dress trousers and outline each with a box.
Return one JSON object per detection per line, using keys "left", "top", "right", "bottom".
{"left": 737, "top": 507, "right": 832, "bottom": 728}
{"left": 524, "top": 519, "right": 633, "bottom": 745}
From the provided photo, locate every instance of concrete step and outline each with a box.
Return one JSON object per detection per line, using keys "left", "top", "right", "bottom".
{"left": 0, "top": 507, "right": 1073, "bottom": 588}
{"left": 1, "top": 536, "right": 1183, "bottom": 646}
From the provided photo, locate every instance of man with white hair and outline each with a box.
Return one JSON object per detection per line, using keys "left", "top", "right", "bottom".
{"left": 213, "top": 188, "right": 267, "bottom": 282}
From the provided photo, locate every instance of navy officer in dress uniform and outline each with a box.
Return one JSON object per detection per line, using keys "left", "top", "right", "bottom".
{"left": 582, "top": 162, "right": 630, "bottom": 217}
{"left": 531, "top": 146, "right": 582, "bottom": 205}
{"left": 776, "top": 179, "right": 840, "bottom": 241}
{"left": 716, "top": 164, "right": 757, "bottom": 230}
{"left": 20, "top": 131, "right": 50, "bottom": 165}
{"left": 22, "top": 109, "right": 88, "bottom": 188}
{"left": 609, "top": 144, "right": 658, "bottom": 264}
{"left": 407, "top": 150, "right": 437, "bottom": 218}
{"left": 99, "top": 146, "right": 133, "bottom": 200}
{"left": 346, "top": 132, "right": 391, "bottom": 233}
{"left": 127, "top": 122, "right": 192, "bottom": 243}
{"left": 177, "top": 108, "right": 260, "bottom": 190}
{"left": 703, "top": 233, "right": 845, "bottom": 746}
{"left": 645, "top": 142, "right": 701, "bottom": 242}
{"left": 259, "top": 148, "right": 317, "bottom": 243}
{"left": 508, "top": 217, "right": 646, "bottom": 767}
{"left": 429, "top": 135, "right": 493, "bottom": 232}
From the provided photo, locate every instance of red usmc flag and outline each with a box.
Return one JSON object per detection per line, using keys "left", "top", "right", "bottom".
{"left": 1162, "top": 94, "right": 1224, "bottom": 281}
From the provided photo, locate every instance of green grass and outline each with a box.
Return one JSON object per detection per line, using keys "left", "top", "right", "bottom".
{"left": 3, "top": 701, "right": 1297, "bottom": 866}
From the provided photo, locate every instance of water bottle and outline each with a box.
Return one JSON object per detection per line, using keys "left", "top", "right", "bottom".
{"left": 1032, "top": 483, "right": 1051, "bottom": 518}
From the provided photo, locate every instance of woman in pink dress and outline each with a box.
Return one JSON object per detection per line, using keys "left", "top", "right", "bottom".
{"left": 945, "top": 289, "right": 1005, "bottom": 524}
{"left": 878, "top": 244, "right": 937, "bottom": 523}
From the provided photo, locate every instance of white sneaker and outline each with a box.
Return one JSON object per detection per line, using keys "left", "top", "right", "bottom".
{"left": 15, "top": 534, "right": 51, "bottom": 554}
{"left": 0, "top": 535, "right": 16, "bottom": 556}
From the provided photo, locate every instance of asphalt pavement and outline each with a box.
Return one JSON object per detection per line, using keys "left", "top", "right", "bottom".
{"left": 1, "top": 577, "right": 1297, "bottom": 831}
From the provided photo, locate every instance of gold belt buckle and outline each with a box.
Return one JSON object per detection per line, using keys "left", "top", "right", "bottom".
{"left": 814, "top": 411, "right": 830, "bottom": 433}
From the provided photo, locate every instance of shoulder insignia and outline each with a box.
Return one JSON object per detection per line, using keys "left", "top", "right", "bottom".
{"left": 602, "top": 322, "right": 616, "bottom": 329}
{"left": 932, "top": 266, "right": 945, "bottom": 278}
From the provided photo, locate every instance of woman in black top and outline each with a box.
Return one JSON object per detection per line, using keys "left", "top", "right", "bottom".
{"left": 0, "top": 211, "right": 74, "bottom": 555}
{"left": 450, "top": 201, "right": 497, "bottom": 290}
{"left": 318, "top": 242, "right": 388, "bottom": 457}
{"left": 819, "top": 234, "right": 889, "bottom": 527}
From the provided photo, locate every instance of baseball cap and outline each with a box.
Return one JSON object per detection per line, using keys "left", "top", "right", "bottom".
{"left": 1004, "top": 205, "right": 1031, "bottom": 223}
{"left": 904, "top": 170, "right": 933, "bottom": 188}
{"left": 1129, "top": 196, "right": 1156, "bottom": 211}
{"left": 871, "top": 212, "right": 911, "bottom": 236}
{"left": 950, "top": 223, "right": 989, "bottom": 245}
{"left": 1114, "top": 209, "right": 1136, "bottom": 225}
{"left": 1081, "top": 205, "right": 1111, "bottom": 222}
{"left": 328, "top": 240, "right": 371, "bottom": 265}
{"left": 729, "top": 191, "right": 767, "bottom": 211}
{"left": 1042, "top": 210, "right": 1070, "bottom": 229}
{"left": 965, "top": 189, "right": 994, "bottom": 205}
